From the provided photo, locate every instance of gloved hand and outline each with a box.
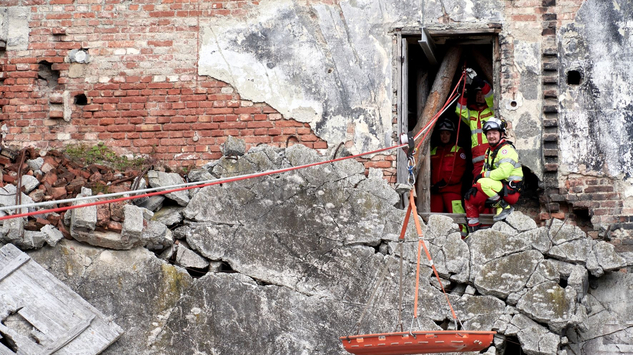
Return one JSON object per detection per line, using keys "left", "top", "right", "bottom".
{"left": 431, "top": 179, "right": 447, "bottom": 194}
{"left": 465, "top": 68, "right": 477, "bottom": 85}
{"left": 471, "top": 76, "right": 484, "bottom": 89}
{"left": 473, "top": 173, "right": 482, "bottom": 183}
{"left": 464, "top": 187, "right": 478, "bottom": 200}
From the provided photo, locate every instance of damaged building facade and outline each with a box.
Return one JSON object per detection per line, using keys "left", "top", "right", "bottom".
{"left": 1, "top": 0, "right": 633, "bottom": 242}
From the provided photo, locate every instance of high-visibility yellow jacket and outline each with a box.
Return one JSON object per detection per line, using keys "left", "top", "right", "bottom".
{"left": 481, "top": 139, "right": 523, "bottom": 183}
{"left": 455, "top": 82, "right": 494, "bottom": 165}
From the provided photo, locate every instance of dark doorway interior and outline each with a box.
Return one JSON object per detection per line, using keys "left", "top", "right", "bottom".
{"left": 403, "top": 35, "right": 495, "bottom": 200}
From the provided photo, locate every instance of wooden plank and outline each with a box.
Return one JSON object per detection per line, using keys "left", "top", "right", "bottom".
{"left": 0, "top": 252, "right": 29, "bottom": 281}
{"left": 42, "top": 315, "right": 95, "bottom": 355}
{"left": 398, "top": 27, "right": 501, "bottom": 37}
{"left": 469, "top": 46, "right": 494, "bottom": 88}
{"left": 0, "top": 244, "right": 123, "bottom": 355}
{"left": 493, "top": 35, "right": 501, "bottom": 120}
{"left": 0, "top": 344, "right": 16, "bottom": 355}
{"left": 412, "top": 46, "right": 463, "bottom": 213}
{"left": 419, "top": 212, "right": 495, "bottom": 225}
{"left": 396, "top": 35, "right": 409, "bottom": 185}
{"left": 0, "top": 322, "right": 42, "bottom": 354}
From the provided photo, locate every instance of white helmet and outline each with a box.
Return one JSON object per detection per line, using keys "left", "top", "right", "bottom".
{"left": 482, "top": 117, "right": 506, "bottom": 134}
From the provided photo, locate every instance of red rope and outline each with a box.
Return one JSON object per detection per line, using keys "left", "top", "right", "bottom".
{"left": 415, "top": 71, "right": 466, "bottom": 150}
{"left": 447, "top": 69, "right": 468, "bottom": 183}
{"left": 3, "top": 71, "right": 469, "bottom": 223}
{"left": 0, "top": 143, "right": 405, "bottom": 222}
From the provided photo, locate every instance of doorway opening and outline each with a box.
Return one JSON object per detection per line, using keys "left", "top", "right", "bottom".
{"left": 396, "top": 28, "right": 500, "bottom": 213}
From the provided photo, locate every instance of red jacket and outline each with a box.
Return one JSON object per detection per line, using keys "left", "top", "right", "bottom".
{"left": 431, "top": 144, "right": 467, "bottom": 194}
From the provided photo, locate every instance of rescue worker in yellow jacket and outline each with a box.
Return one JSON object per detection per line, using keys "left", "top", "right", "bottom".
{"left": 463, "top": 117, "right": 523, "bottom": 234}
{"left": 455, "top": 68, "right": 494, "bottom": 179}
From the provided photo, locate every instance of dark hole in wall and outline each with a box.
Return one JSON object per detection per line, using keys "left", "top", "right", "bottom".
{"left": 559, "top": 276, "right": 568, "bottom": 288}
{"left": 515, "top": 165, "right": 541, "bottom": 211}
{"left": 573, "top": 207, "right": 592, "bottom": 230}
{"left": 218, "top": 261, "right": 236, "bottom": 273}
{"left": 74, "top": 94, "right": 88, "bottom": 105}
{"left": 434, "top": 319, "right": 449, "bottom": 330}
{"left": 184, "top": 265, "right": 209, "bottom": 279}
{"left": 503, "top": 335, "right": 523, "bottom": 354}
{"left": 38, "top": 61, "right": 59, "bottom": 89}
{"left": 567, "top": 70, "right": 582, "bottom": 85}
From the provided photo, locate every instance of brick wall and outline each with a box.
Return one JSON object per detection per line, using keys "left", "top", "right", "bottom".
{"left": 0, "top": 0, "right": 332, "bottom": 171}
{"left": 0, "top": 0, "right": 402, "bottom": 180}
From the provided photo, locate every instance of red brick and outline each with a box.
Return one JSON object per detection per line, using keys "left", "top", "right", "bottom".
{"left": 365, "top": 161, "right": 391, "bottom": 169}
{"left": 247, "top": 121, "right": 273, "bottom": 128}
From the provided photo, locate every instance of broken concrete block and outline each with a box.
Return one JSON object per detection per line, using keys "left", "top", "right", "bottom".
{"left": 122, "top": 204, "right": 144, "bottom": 242}
{"left": 222, "top": 135, "right": 246, "bottom": 157}
{"left": 160, "top": 241, "right": 208, "bottom": 270}
{"left": 71, "top": 187, "right": 97, "bottom": 232}
{"left": 147, "top": 171, "right": 189, "bottom": 206}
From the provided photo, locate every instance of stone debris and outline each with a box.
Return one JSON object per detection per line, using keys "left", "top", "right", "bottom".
{"left": 0, "top": 140, "right": 631, "bottom": 354}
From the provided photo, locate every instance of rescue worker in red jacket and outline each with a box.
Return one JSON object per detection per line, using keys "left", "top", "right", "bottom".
{"left": 463, "top": 117, "right": 523, "bottom": 234}
{"left": 430, "top": 120, "right": 467, "bottom": 214}
{"left": 455, "top": 68, "right": 494, "bottom": 179}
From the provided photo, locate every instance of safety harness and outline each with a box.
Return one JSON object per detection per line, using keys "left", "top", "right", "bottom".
{"left": 483, "top": 139, "right": 523, "bottom": 196}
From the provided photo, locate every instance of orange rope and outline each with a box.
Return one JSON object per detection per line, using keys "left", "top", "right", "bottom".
{"left": 407, "top": 188, "right": 458, "bottom": 322}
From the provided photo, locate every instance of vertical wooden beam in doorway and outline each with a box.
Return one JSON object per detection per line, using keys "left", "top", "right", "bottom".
{"left": 396, "top": 35, "right": 409, "bottom": 186}
{"left": 411, "top": 46, "right": 462, "bottom": 213}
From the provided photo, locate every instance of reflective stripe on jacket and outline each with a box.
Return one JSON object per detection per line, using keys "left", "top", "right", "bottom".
{"left": 455, "top": 82, "right": 494, "bottom": 152}
{"left": 481, "top": 139, "right": 523, "bottom": 182}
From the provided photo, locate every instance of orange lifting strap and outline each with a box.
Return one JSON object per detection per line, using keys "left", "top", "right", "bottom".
{"left": 340, "top": 187, "right": 496, "bottom": 355}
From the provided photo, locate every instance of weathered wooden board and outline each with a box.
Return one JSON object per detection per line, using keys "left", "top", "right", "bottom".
{"left": 0, "top": 243, "right": 123, "bottom": 355}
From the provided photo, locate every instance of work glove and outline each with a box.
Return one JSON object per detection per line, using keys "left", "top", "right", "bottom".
{"left": 473, "top": 173, "right": 482, "bottom": 183}
{"left": 472, "top": 76, "right": 485, "bottom": 89}
{"left": 465, "top": 68, "right": 477, "bottom": 85}
{"left": 464, "top": 187, "right": 478, "bottom": 200}
{"left": 430, "top": 179, "right": 447, "bottom": 195}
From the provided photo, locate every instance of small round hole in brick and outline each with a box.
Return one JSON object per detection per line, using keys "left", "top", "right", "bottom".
{"left": 74, "top": 94, "right": 88, "bottom": 105}
{"left": 567, "top": 70, "right": 582, "bottom": 85}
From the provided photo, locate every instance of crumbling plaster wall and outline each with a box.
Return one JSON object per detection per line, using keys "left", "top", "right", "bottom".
{"left": 198, "top": 0, "right": 546, "bottom": 175}
{"left": 557, "top": 0, "right": 633, "bottom": 236}
{"left": 199, "top": 0, "right": 425, "bottom": 155}
{"left": 199, "top": 0, "right": 592, "bottom": 186}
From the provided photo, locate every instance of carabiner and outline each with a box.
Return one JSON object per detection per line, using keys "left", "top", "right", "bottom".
{"left": 407, "top": 155, "right": 416, "bottom": 185}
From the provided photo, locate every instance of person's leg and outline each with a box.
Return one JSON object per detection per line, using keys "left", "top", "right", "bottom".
{"left": 503, "top": 193, "right": 520, "bottom": 205}
{"left": 443, "top": 192, "right": 468, "bottom": 236}
{"left": 479, "top": 179, "right": 518, "bottom": 221}
{"left": 464, "top": 183, "right": 488, "bottom": 231}
{"left": 479, "top": 178, "right": 503, "bottom": 198}
{"left": 431, "top": 194, "right": 444, "bottom": 213}
{"left": 442, "top": 192, "right": 462, "bottom": 213}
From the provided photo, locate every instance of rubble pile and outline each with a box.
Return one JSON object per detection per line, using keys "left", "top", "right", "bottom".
{"left": 0, "top": 139, "right": 632, "bottom": 354}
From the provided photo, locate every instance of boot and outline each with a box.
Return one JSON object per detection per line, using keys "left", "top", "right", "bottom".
{"left": 467, "top": 224, "right": 480, "bottom": 235}
{"left": 493, "top": 200, "right": 514, "bottom": 222}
